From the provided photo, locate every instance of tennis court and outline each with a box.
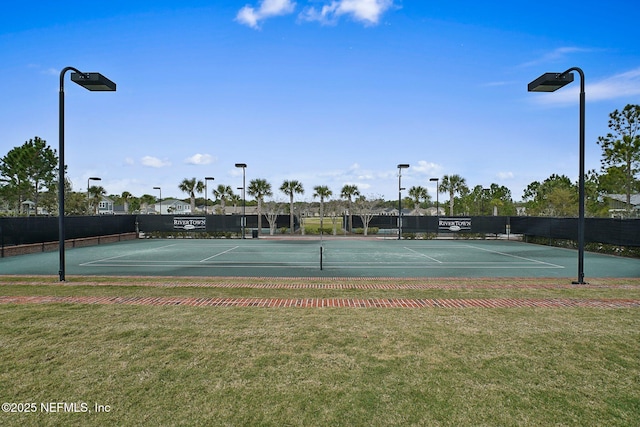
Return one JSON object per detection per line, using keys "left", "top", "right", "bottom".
{"left": 1, "top": 237, "right": 638, "bottom": 278}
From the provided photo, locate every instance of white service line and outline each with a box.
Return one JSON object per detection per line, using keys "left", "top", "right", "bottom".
{"left": 200, "top": 246, "right": 240, "bottom": 262}
{"left": 80, "top": 244, "right": 179, "bottom": 266}
{"left": 403, "top": 247, "right": 443, "bottom": 263}
{"left": 467, "top": 244, "right": 564, "bottom": 268}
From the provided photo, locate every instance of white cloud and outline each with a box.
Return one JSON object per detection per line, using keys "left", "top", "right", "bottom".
{"left": 412, "top": 160, "right": 443, "bottom": 176}
{"left": 141, "top": 156, "right": 171, "bottom": 168}
{"left": 496, "top": 171, "right": 514, "bottom": 180}
{"left": 300, "top": 0, "right": 394, "bottom": 26}
{"left": 185, "top": 153, "right": 215, "bottom": 165}
{"left": 520, "top": 46, "right": 594, "bottom": 68}
{"left": 345, "top": 162, "right": 376, "bottom": 181}
{"left": 124, "top": 157, "right": 135, "bottom": 166}
{"left": 531, "top": 66, "right": 640, "bottom": 106}
{"left": 236, "top": 0, "right": 296, "bottom": 29}
{"left": 588, "top": 67, "right": 640, "bottom": 101}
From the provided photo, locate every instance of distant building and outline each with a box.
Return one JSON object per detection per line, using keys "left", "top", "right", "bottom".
{"left": 151, "top": 199, "right": 192, "bottom": 215}
{"left": 97, "top": 196, "right": 114, "bottom": 215}
{"left": 605, "top": 194, "right": 640, "bottom": 218}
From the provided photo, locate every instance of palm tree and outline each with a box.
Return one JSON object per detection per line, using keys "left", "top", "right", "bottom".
{"left": 280, "top": 180, "right": 304, "bottom": 234}
{"left": 440, "top": 174, "right": 468, "bottom": 216}
{"left": 408, "top": 186, "right": 429, "bottom": 214}
{"left": 229, "top": 193, "right": 241, "bottom": 211}
{"left": 213, "top": 184, "right": 234, "bottom": 214}
{"left": 340, "top": 184, "right": 360, "bottom": 233}
{"left": 248, "top": 178, "right": 273, "bottom": 235}
{"left": 121, "top": 191, "right": 132, "bottom": 214}
{"left": 313, "top": 185, "right": 332, "bottom": 234}
{"left": 179, "top": 177, "right": 204, "bottom": 214}
{"left": 88, "top": 185, "right": 106, "bottom": 215}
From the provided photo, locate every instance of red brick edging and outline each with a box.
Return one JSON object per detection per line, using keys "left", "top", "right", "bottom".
{"left": 0, "top": 295, "right": 638, "bottom": 309}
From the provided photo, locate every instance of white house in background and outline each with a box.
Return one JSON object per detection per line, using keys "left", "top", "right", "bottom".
{"left": 151, "top": 199, "right": 192, "bottom": 215}
{"left": 97, "top": 196, "right": 115, "bottom": 215}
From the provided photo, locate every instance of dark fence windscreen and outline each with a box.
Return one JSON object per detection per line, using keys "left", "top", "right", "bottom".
{"left": 0, "top": 215, "right": 137, "bottom": 247}
{"left": 1, "top": 215, "right": 638, "bottom": 248}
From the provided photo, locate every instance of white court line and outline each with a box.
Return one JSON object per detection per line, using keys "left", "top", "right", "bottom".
{"left": 466, "top": 244, "right": 564, "bottom": 268}
{"left": 81, "top": 260, "right": 564, "bottom": 269}
{"left": 200, "top": 246, "right": 240, "bottom": 262}
{"left": 403, "top": 247, "right": 443, "bottom": 263}
{"left": 82, "top": 261, "right": 319, "bottom": 268}
{"left": 79, "top": 243, "right": 179, "bottom": 266}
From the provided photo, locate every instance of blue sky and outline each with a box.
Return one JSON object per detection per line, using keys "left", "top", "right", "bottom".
{"left": 1, "top": 0, "right": 639, "bottom": 203}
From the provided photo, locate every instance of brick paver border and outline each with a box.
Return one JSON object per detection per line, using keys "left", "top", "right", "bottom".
{"left": 0, "top": 295, "right": 638, "bottom": 309}
{"left": 1, "top": 277, "right": 639, "bottom": 309}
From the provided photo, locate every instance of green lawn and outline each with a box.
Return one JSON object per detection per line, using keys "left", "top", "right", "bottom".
{"left": 1, "top": 277, "right": 639, "bottom": 426}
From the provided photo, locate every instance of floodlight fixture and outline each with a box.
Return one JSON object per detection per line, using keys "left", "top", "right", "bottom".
{"left": 527, "top": 72, "right": 574, "bottom": 92}
{"left": 58, "top": 67, "right": 116, "bottom": 281}
{"left": 528, "top": 67, "right": 586, "bottom": 284}
{"left": 70, "top": 72, "right": 117, "bottom": 91}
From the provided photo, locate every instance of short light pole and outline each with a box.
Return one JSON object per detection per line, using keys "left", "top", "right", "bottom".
{"left": 235, "top": 163, "right": 247, "bottom": 238}
{"left": 429, "top": 177, "right": 439, "bottom": 216}
{"left": 58, "top": 67, "right": 116, "bottom": 281}
{"left": 482, "top": 188, "right": 490, "bottom": 216}
{"left": 528, "top": 67, "right": 586, "bottom": 284}
{"left": 204, "top": 176, "right": 215, "bottom": 214}
{"left": 397, "top": 164, "right": 410, "bottom": 240}
{"left": 153, "top": 187, "right": 162, "bottom": 215}
{"left": 87, "top": 177, "right": 101, "bottom": 214}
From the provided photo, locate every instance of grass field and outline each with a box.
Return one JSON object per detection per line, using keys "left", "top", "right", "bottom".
{"left": 1, "top": 276, "right": 639, "bottom": 426}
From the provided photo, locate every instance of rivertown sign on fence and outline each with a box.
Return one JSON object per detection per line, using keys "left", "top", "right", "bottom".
{"left": 439, "top": 218, "right": 472, "bottom": 232}
{"left": 173, "top": 217, "right": 206, "bottom": 231}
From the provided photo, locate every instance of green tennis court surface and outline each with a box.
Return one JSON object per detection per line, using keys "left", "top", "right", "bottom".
{"left": 2, "top": 238, "right": 638, "bottom": 278}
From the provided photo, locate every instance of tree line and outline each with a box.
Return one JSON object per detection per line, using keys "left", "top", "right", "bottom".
{"left": 1, "top": 105, "right": 639, "bottom": 219}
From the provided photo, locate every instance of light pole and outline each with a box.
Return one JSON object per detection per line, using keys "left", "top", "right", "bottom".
{"left": 482, "top": 188, "right": 490, "bottom": 216}
{"left": 153, "top": 187, "right": 162, "bottom": 215}
{"left": 87, "top": 177, "right": 101, "bottom": 214}
{"left": 204, "top": 176, "right": 215, "bottom": 214}
{"left": 397, "top": 164, "right": 410, "bottom": 240}
{"left": 528, "top": 67, "right": 586, "bottom": 284}
{"left": 429, "top": 177, "right": 439, "bottom": 216}
{"left": 235, "top": 163, "right": 247, "bottom": 238}
{"left": 58, "top": 68, "right": 116, "bottom": 281}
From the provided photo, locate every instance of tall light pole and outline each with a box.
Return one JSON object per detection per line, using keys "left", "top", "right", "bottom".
{"left": 87, "top": 177, "right": 101, "bottom": 214}
{"left": 235, "top": 163, "right": 247, "bottom": 238}
{"left": 528, "top": 67, "right": 586, "bottom": 284}
{"left": 153, "top": 187, "right": 162, "bottom": 215}
{"left": 429, "top": 177, "right": 439, "bottom": 216}
{"left": 58, "top": 68, "right": 116, "bottom": 281}
{"left": 204, "top": 176, "right": 215, "bottom": 214}
{"left": 397, "top": 164, "right": 410, "bottom": 240}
